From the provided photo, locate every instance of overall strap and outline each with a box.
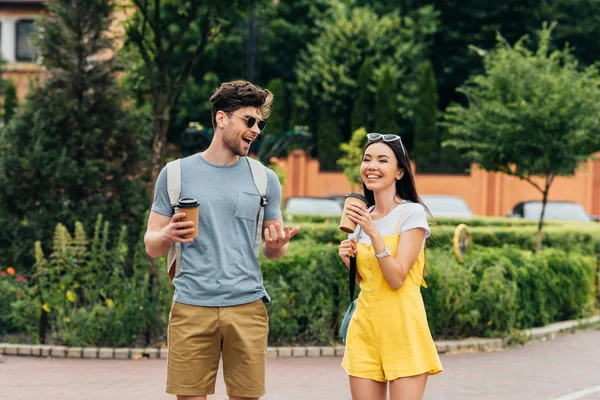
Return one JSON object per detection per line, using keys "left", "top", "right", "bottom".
{"left": 348, "top": 224, "right": 361, "bottom": 303}
{"left": 394, "top": 201, "right": 408, "bottom": 233}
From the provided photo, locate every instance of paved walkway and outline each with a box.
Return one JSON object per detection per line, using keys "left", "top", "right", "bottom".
{"left": 2, "top": 329, "right": 599, "bottom": 400}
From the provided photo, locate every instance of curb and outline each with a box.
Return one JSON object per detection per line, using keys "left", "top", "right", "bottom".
{"left": 1, "top": 315, "right": 597, "bottom": 360}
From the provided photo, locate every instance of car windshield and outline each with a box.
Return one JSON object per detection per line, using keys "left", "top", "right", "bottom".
{"left": 285, "top": 197, "right": 343, "bottom": 216}
{"left": 421, "top": 195, "right": 473, "bottom": 218}
{"left": 523, "top": 202, "right": 591, "bottom": 222}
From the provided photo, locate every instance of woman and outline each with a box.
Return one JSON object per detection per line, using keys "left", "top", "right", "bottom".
{"left": 338, "top": 133, "right": 442, "bottom": 400}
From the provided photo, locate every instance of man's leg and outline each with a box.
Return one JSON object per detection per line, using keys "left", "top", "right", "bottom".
{"left": 166, "top": 301, "right": 221, "bottom": 398}
{"left": 221, "top": 299, "right": 269, "bottom": 400}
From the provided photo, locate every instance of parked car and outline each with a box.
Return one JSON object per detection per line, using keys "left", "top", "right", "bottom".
{"left": 508, "top": 200, "right": 598, "bottom": 223}
{"left": 325, "top": 195, "right": 347, "bottom": 209}
{"left": 284, "top": 196, "right": 343, "bottom": 216}
{"left": 420, "top": 194, "right": 473, "bottom": 218}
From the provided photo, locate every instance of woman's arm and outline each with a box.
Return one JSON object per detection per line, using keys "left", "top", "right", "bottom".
{"left": 345, "top": 202, "right": 425, "bottom": 290}
{"left": 369, "top": 228, "right": 425, "bottom": 290}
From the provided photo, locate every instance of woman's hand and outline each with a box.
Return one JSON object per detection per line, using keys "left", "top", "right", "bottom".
{"left": 345, "top": 203, "right": 378, "bottom": 239}
{"left": 338, "top": 238, "right": 357, "bottom": 268}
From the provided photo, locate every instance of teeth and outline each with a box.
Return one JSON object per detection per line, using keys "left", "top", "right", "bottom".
{"left": 367, "top": 175, "right": 380, "bottom": 179}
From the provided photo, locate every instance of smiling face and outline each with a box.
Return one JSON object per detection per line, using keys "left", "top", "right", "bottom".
{"left": 216, "top": 106, "right": 264, "bottom": 157}
{"left": 360, "top": 142, "right": 404, "bottom": 191}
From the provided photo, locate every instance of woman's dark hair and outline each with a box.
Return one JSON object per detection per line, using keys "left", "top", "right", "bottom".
{"left": 361, "top": 138, "right": 426, "bottom": 211}
{"left": 362, "top": 137, "right": 432, "bottom": 275}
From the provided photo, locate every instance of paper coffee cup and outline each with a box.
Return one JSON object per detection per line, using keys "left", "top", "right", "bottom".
{"left": 178, "top": 197, "right": 199, "bottom": 239}
{"left": 339, "top": 193, "right": 368, "bottom": 234}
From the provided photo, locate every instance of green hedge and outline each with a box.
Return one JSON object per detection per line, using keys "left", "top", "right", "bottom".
{"left": 290, "top": 221, "right": 600, "bottom": 254}
{"left": 422, "top": 246, "right": 597, "bottom": 338}
{"left": 4, "top": 220, "right": 597, "bottom": 347}
{"left": 284, "top": 213, "right": 568, "bottom": 228}
{"left": 262, "top": 243, "right": 597, "bottom": 343}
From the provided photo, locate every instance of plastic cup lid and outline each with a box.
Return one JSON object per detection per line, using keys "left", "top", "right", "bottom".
{"left": 178, "top": 197, "right": 199, "bottom": 208}
{"left": 345, "top": 193, "right": 368, "bottom": 203}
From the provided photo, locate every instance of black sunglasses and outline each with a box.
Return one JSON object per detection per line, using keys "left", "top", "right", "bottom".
{"left": 228, "top": 112, "right": 267, "bottom": 132}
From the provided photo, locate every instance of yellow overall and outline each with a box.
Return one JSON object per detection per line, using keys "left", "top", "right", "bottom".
{"left": 341, "top": 210, "right": 443, "bottom": 382}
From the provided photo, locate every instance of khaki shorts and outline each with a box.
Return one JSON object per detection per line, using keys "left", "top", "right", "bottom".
{"left": 166, "top": 299, "right": 269, "bottom": 397}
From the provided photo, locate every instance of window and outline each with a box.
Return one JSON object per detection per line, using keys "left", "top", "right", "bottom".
{"left": 16, "top": 20, "right": 36, "bottom": 62}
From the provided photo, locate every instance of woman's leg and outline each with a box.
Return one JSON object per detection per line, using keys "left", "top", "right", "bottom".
{"left": 349, "top": 376, "right": 387, "bottom": 400}
{"left": 389, "top": 373, "right": 428, "bottom": 400}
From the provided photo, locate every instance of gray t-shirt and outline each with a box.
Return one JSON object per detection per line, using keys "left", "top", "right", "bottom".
{"left": 151, "top": 153, "right": 282, "bottom": 307}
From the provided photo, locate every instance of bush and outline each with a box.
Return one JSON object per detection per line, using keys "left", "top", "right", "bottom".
{"left": 0, "top": 267, "right": 32, "bottom": 335}
{"left": 286, "top": 219, "right": 600, "bottom": 255}
{"left": 12, "top": 215, "right": 159, "bottom": 346}
{"left": 5, "top": 222, "right": 597, "bottom": 346}
{"left": 423, "top": 246, "right": 597, "bottom": 338}
{"left": 261, "top": 239, "right": 352, "bottom": 345}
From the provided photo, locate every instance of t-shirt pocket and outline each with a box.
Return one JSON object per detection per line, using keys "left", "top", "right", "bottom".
{"left": 235, "top": 191, "right": 261, "bottom": 221}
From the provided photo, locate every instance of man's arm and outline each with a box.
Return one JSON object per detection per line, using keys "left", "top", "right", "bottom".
{"left": 144, "top": 211, "right": 195, "bottom": 258}
{"left": 262, "top": 216, "right": 300, "bottom": 260}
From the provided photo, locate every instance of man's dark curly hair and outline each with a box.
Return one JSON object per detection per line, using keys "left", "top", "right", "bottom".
{"left": 210, "top": 80, "right": 273, "bottom": 129}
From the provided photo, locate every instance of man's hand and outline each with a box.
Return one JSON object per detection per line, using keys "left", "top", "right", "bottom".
{"left": 264, "top": 223, "right": 300, "bottom": 250}
{"left": 161, "top": 212, "right": 195, "bottom": 244}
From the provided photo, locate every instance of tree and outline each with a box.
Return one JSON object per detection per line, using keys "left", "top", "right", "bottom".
{"left": 124, "top": 1, "right": 266, "bottom": 193}
{"left": 3, "top": 80, "right": 18, "bottom": 125}
{"left": 412, "top": 61, "right": 439, "bottom": 171}
{"left": 444, "top": 24, "right": 600, "bottom": 251}
{"left": 294, "top": 5, "right": 437, "bottom": 148}
{"left": 265, "top": 78, "right": 287, "bottom": 137}
{"left": 374, "top": 67, "right": 399, "bottom": 134}
{"left": 351, "top": 58, "right": 375, "bottom": 133}
{"left": 338, "top": 127, "right": 368, "bottom": 186}
{"left": 317, "top": 108, "right": 344, "bottom": 171}
{"left": 0, "top": 0, "right": 149, "bottom": 272}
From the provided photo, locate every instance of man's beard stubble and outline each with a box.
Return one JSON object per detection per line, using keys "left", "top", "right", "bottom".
{"left": 223, "top": 132, "right": 248, "bottom": 157}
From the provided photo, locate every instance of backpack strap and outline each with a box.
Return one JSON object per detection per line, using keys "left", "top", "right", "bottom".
{"left": 246, "top": 157, "right": 268, "bottom": 259}
{"left": 166, "top": 159, "right": 182, "bottom": 281}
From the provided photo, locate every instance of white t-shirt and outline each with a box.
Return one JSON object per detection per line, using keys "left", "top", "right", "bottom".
{"left": 357, "top": 201, "right": 431, "bottom": 248}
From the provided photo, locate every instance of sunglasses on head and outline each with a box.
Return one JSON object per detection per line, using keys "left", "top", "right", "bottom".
{"left": 228, "top": 112, "right": 267, "bottom": 132}
{"left": 367, "top": 133, "right": 406, "bottom": 155}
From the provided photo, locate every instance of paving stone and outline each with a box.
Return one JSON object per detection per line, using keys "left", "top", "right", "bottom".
{"left": 67, "top": 347, "right": 83, "bottom": 358}
{"left": 0, "top": 343, "right": 5, "bottom": 355}
{"left": 292, "top": 347, "right": 306, "bottom": 357}
{"left": 143, "top": 348, "right": 159, "bottom": 359}
{"left": 159, "top": 348, "right": 168, "bottom": 359}
{"left": 435, "top": 341, "right": 449, "bottom": 353}
{"left": 130, "top": 348, "right": 145, "bottom": 360}
{"left": 83, "top": 348, "right": 98, "bottom": 359}
{"left": 51, "top": 346, "right": 67, "bottom": 358}
{"left": 334, "top": 346, "right": 345, "bottom": 357}
{"left": 277, "top": 347, "right": 292, "bottom": 357}
{"left": 98, "top": 348, "right": 114, "bottom": 359}
{"left": 447, "top": 342, "right": 460, "bottom": 352}
{"left": 40, "top": 345, "right": 52, "bottom": 357}
{"left": 114, "top": 348, "right": 130, "bottom": 359}
{"left": 306, "top": 347, "right": 321, "bottom": 357}
{"left": 5, "top": 344, "right": 19, "bottom": 355}
{"left": 30, "top": 345, "right": 42, "bottom": 356}
{"left": 266, "top": 347, "right": 278, "bottom": 359}
{"left": 320, "top": 347, "right": 335, "bottom": 357}
{"left": 17, "top": 345, "right": 33, "bottom": 356}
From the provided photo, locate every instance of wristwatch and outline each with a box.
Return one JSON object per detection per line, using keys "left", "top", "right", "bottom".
{"left": 374, "top": 246, "right": 391, "bottom": 259}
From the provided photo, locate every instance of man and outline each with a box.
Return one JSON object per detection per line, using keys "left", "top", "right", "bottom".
{"left": 144, "top": 80, "right": 299, "bottom": 400}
